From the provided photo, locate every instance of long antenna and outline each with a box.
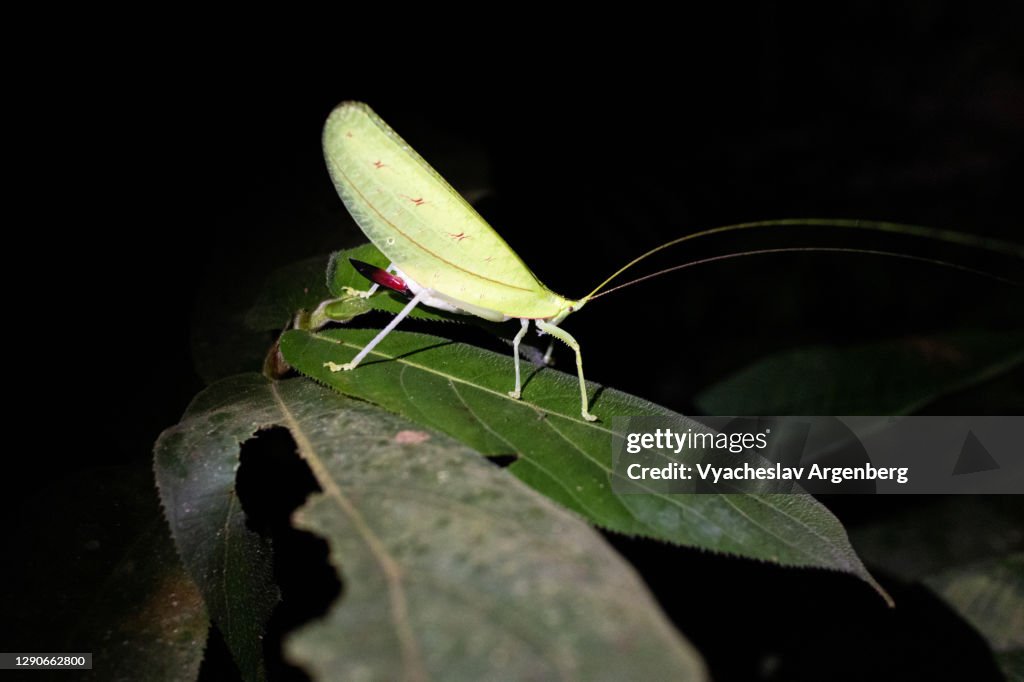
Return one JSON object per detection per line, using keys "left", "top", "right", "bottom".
{"left": 586, "top": 246, "right": 1022, "bottom": 302}
{"left": 582, "top": 218, "right": 1024, "bottom": 302}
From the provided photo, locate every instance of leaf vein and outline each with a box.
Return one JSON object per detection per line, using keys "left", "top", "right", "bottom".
{"left": 270, "top": 382, "right": 426, "bottom": 682}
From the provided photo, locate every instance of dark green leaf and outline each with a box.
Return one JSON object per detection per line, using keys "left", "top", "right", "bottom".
{"left": 695, "top": 331, "right": 1024, "bottom": 415}
{"left": 326, "top": 242, "right": 387, "bottom": 297}
{"left": 155, "top": 377, "right": 283, "bottom": 682}
{"left": 158, "top": 374, "right": 706, "bottom": 681}
{"left": 280, "top": 328, "right": 889, "bottom": 602}
{"left": 277, "top": 378, "right": 706, "bottom": 680}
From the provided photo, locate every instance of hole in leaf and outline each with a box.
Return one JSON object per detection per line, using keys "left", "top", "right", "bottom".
{"left": 237, "top": 427, "right": 342, "bottom": 681}
{"left": 487, "top": 454, "right": 519, "bottom": 468}
{"left": 196, "top": 621, "right": 242, "bottom": 682}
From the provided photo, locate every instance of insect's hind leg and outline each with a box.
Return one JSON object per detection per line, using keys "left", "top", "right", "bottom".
{"left": 535, "top": 320, "right": 597, "bottom": 422}
{"left": 508, "top": 319, "right": 531, "bottom": 399}
{"left": 325, "top": 289, "right": 425, "bottom": 372}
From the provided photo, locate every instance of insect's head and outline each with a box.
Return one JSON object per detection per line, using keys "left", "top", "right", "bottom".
{"left": 551, "top": 298, "right": 586, "bottom": 325}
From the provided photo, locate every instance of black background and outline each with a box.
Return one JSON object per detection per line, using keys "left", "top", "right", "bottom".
{"left": 9, "top": 5, "right": 1024, "bottom": 680}
{"left": 80, "top": 6, "right": 1023, "bottom": 463}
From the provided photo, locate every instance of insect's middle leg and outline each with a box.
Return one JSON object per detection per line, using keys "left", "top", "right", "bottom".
{"left": 542, "top": 340, "right": 555, "bottom": 365}
{"left": 508, "top": 319, "right": 531, "bottom": 399}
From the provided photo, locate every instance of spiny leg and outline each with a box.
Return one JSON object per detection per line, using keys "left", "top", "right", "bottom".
{"left": 535, "top": 320, "right": 597, "bottom": 422}
{"left": 325, "top": 289, "right": 425, "bottom": 371}
{"left": 508, "top": 318, "right": 531, "bottom": 399}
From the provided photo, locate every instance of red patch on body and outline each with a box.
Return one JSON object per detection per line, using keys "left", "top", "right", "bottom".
{"left": 349, "top": 259, "right": 412, "bottom": 296}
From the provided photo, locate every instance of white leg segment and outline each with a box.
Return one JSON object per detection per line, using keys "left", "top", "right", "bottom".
{"left": 535, "top": 320, "right": 597, "bottom": 421}
{"left": 508, "top": 318, "right": 531, "bottom": 399}
{"left": 325, "top": 289, "right": 426, "bottom": 372}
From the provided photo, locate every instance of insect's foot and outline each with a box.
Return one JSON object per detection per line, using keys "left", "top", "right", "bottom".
{"left": 341, "top": 286, "right": 374, "bottom": 299}
{"left": 508, "top": 390, "right": 521, "bottom": 400}
{"left": 324, "top": 361, "right": 358, "bottom": 372}
{"left": 582, "top": 411, "right": 598, "bottom": 422}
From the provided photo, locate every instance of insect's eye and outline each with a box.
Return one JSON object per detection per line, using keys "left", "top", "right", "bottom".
{"left": 568, "top": 306, "right": 575, "bottom": 312}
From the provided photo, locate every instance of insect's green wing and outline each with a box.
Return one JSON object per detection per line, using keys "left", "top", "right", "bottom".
{"left": 323, "top": 102, "right": 571, "bottom": 320}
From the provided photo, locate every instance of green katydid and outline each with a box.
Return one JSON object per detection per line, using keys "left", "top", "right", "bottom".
{"left": 320, "top": 101, "right": 1022, "bottom": 422}
{"left": 322, "top": 101, "right": 601, "bottom": 420}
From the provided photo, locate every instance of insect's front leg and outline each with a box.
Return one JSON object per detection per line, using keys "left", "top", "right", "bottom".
{"left": 535, "top": 320, "right": 597, "bottom": 422}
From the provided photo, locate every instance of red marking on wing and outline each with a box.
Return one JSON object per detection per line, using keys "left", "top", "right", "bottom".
{"left": 399, "top": 194, "right": 426, "bottom": 206}
{"left": 329, "top": 163, "right": 536, "bottom": 293}
{"left": 484, "top": 256, "right": 495, "bottom": 263}
{"left": 373, "top": 159, "right": 386, "bottom": 169}
{"left": 448, "top": 231, "right": 469, "bottom": 241}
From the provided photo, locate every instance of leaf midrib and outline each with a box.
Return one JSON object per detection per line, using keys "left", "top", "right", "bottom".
{"left": 324, "top": 334, "right": 615, "bottom": 430}
{"left": 270, "top": 382, "right": 426, "bottom": 682}
{"left": 301, "top": 331, "right": 887, "bottom": 591}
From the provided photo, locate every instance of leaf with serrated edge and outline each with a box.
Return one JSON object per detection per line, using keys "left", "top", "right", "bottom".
{"left": 155, "top": 378, "right": 283, "bottom": 682}
{"left": 160, "top": 374, "right": 707, "bottom": 681}
{"left": 281, "top": 377, "right": 704, "bottom": 680}
{"left": 280, "top": 328, "right": 890, "bottom": 603}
